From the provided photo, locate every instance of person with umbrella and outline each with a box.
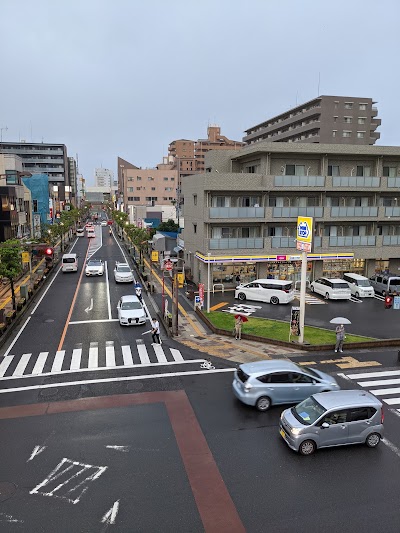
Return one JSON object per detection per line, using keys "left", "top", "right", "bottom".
{"left": 234, "top": 313, "right": 248, "bottom": 340}
{"left": 330, "top": 317, "right": 351, "bottom": 353}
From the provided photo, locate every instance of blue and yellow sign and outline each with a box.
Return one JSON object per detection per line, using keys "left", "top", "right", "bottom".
{"left": 297, "top": 216, "right": 313, "bottom": 244}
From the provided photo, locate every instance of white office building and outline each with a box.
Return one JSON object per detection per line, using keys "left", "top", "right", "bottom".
{"left": 95, "top": 167, "right": 114, "bottom": 188}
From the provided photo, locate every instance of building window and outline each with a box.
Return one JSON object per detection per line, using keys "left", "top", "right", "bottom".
{"left": 193, "top": 194, "right": 197, "bottom": 205}
{"left": 246, "top": 165, "right": 257, "bottom": 173}
{"left": 137, "top": 176, "right": 142, "bottom": 181}
{"left": 127, "top": 197, "right": 134, "bottom": 201}
{"left": 33, "top": 199, "right": 38, "bottom": 212}
{"left": 151, "top": 187, "right": 156, "bottom": 191}
{"left": 358, "top": 117, "right": 366, "bottom": 124}
{"left": 163, "top": 177, "right": 168, "bottom": 181}
{"left": 333, "top": 116, "right": 338, "bottom": 123}
{"left": 344, "top": 102, "right": 353, "bottom": 109}
{"left": 328, "top": 165, "right": 340, "bottom": 177}
{"left": 285, "top": 164, "right": 305, "bottom": 176}
{"left": 170, "top": 177, "right": 175, "bottom": 181}
{"left": 136, "top": 187, "right": 141, "bottom": 190}
{"left": 334, "top": 101, "right": 339, "bottom": 109}
{"left": 128, "top": 187, "right": 134, "bottom": 192}
{"left": 332, "top": 130, "right": 337, "bottom": 137}
{"left": 356, "top": 166, "right": 371, "bottom": 177}
{"left": 357, "top": 131, "right": 365, "bottom": 138}
{"left": 344, "top": 116, "right": 352, "bottom": 123}
{"left": 383, "top": 166, "right": 397, "bottom": 177}
{"left": 193, "top": 223, "right": 197, "bottom": 234}
{"left": 134, "top": 197, "right": 140, "bottom": 201}
{"left": 342, "top": 131, "right": 352, "bottom": 138}
{"left": 148, "top": 177, "right": 154, "bottom": 181}
{"left": 165, "top": 187, "right": 173, "bottom": 191}
{"left": 163, "top": 197, "right": 168, "bottom": 201}
{"left": 359, "top": 103, "right": 367, "bottom": 110}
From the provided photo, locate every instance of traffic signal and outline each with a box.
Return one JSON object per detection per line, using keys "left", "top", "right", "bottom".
{"left": 44, "top": 247, "right": 54, "bottom": 265}
{"left": 384, "top": 295, "right": 393, "bottom": 309}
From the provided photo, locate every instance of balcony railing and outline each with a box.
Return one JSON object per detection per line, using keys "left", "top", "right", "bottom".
{"left": 209, "top": 238, "right": 264, "bottom": 250}
{"left": 387, "top": 177, "right": 400, "bottom": 188}
{"left": 332, "top": 176, "right": 380, "bottom": 187}
{"left": 330, "top": 206, "right": 378, "bottom": 217}
{"left": 209, "top": 207, "right": 264, "bottom": 218}
{"left": 274, "top": 176, "right": 325, "bottom": 187}
{"left": 271, "top": 237, "right": 296, "bottom": 248}
{"left": 329, "top": 236, "right": 376, "bottom": 246}
{"left": 273, "top": 207, "right": 323, "bottom": 218}
{"left": 385, "top": 207, "right": 400, "bottom": 217}
{"left": 383, "top": 235, "right": 400, "bottom": 245}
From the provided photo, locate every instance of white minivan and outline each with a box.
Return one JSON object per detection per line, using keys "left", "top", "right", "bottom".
{"left": 343, "top": 273, "right": 375, "bottom": 298}
{"left": 62, "top": 253, "right": 78, "bottom": 273}
{"left": 235, "top": 279, "right": 294, "bottom": 305}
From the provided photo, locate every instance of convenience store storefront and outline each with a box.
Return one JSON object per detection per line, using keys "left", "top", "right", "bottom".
{"left": 195, "top": 252, "right": 356, "bottom": 289}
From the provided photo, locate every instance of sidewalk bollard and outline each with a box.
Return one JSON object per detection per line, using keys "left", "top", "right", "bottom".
{"left": 20, "top": 284, "right": 29, "bottom": 300}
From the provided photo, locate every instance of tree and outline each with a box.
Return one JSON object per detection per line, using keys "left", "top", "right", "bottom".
{"left": 0, "top": 240, "right": 23, "bottom": 310}
{"left": 157, "top": 219, "right": 179, "bottom": 232}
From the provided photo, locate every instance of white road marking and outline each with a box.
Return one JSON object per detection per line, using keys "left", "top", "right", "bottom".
{"left": 2, "top": 316, "right": 31, "bottom": 357}
{"left": 0, "top": 513, "right": 24, "bottom": 524}
{"left": 170, "top": 348, "right": 184, "bottom": 362}
{"left": 0, "top": 367, "right": 236, "bottom": 394}
{"left": 70, "top": 348, "right": 82, "bottom": 371}
{"left": 122, "top": 345, "right": 133, "bottom": 366}
{"left": 84, "top": 298, "right": 93, "bottom": 313}
{"left": 382, "top": 398, "right": 400, "bottom": 405}
{"left": 359, "top": 378, "right": 400, "bottom": 387}
{"left": 137, "top": 344, "right": 150, "bottom": 364}
{"left": 382, "top": 437, "right": 400, "bottom": 459}
{"left": 0, "top": 355, "right": 14, "bottom": 376}
{"left": 30, "top": 268, "right": 62, "bottom": 315}
{"left": 368, "top": 387, "right": 400, "bottom": 396}
{"left": 346, "top": 370, "right": 400, "bottom": 379}
{"left": 32, "top": 352, "right": 49, "bottom": 375}
{"left": 13, "top": 353, "right": 31, "bottom": 376}
{"left": 51, "top": 351, "right": 65, "bottom": 373}
{"left": 105, "top": 261, "right": 112, "bottom": 320}
{"left": 69, "top": 319, "right": 119, "bottom": 324}
{"left": 27, "top": 445, "right": 47, "bottom": 462}
{"left": 101, "top": 500, "right": 120, "bottom": 525}
{"left": 153, "top": 343, "right": 167, "bottom": 363}
{"left": 88, "top": 343, "right": 98, "bottom": 368}
{"left": 105, "top": 445, "right": 130, "bottom": 452}
{"left": 106, "top": 344, "right": 115, "bottom": 367}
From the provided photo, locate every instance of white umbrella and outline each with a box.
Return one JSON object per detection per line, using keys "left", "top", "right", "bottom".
{"left": 330, "top": 317, "right": 351, "bottom": 325}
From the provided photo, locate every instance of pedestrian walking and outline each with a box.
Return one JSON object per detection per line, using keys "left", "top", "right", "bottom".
{"left": 235, "top": 274, "right": 241, "bottom": 284}
{"left": 151, "top": 317, "right": 161, "bottom": 344}
{"left": 135, "top": 283, "right": 143, "bottom": 303}
{"left": 234, "top": 315, "right": 244, "bottom": 340}
{"left": 334, "top": 324, "right": 345, "bottom": 353}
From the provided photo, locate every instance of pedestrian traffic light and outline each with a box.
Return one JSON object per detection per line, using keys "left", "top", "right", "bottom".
{"left": 384, "top": 295, "right": 393, "bottom": 309}
{"left": 44, "top": 247, "right": 53, "bottom": 265}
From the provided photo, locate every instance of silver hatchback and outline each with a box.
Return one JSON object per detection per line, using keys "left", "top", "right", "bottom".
{"left": 232, "top": 360, "right": 340, "bottom": 411}
{"left": 280, "top": 390, "right": 384, "bottom": 455}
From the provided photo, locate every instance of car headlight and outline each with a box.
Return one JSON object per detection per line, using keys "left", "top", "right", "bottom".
{"left": 291, "top": 428, "right": 301, "bottom": 436}
{"left": 330, "top": 382, "right": 339, "bottom": 387}
{"left": 244, "top": 383, "right": 252, "bottom": 392}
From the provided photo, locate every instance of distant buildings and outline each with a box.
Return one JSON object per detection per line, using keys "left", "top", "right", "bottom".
{"left": 243, "top": 96, "right": 381, "bottom": 146}
{"left": 95, "top": 167, "right": 114, "bottom": 188}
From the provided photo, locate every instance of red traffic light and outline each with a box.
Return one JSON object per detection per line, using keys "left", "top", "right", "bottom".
{"left": 45, "top": 247, "right": 53, "bottom": 256}
{"left": 384, "top": 296, "right": 393, "bottom": 309}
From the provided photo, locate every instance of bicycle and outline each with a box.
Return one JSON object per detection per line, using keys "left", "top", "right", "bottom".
{"left": 200, "top": 360, "right": 215, "bottom": 370}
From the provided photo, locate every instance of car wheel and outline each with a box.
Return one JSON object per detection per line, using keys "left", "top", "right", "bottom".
{"left": 237, "top": 292, "right": 246, "bottom": 301}
{"left": 366, "top": 433, "right": 381, "bottom": 448}
{"left": 310, "top": 286, "right": 315, "bottom": 293}
{"left": 255, "top": 396, "right": 271, "bottom": 411}
{"left": 355, "top": 292, "right": 359, "bottom": 298}
{"left": 270, "top": 296, "right": 279, "bottom": 305}
{"left": 299, "top": 439, "right": 316, "bottom": 455}
{"left": 325, "top": 292, "right": 330, "bottom": 300}
{"left": 382, "top": 290, "right": 386, "bottom": 297}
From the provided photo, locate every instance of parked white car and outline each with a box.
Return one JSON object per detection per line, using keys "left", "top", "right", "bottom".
{"left": 85, "top": 259, "right": 104, "bottom": 276}
{"left": 101, "top": 220, "right": 107, "bottom": 226}
{"left": 117, "top": 295, "right": 146, "bottom": 326}
{"left": 310, "top": 278, "right": 351, "bottom": 300}
{"left": 114, "top": 262, "right": 134, "bottom": 283}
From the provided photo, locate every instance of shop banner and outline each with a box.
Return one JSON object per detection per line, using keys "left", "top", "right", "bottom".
{"left": 290, "top": 306, "right": 300, "bottom": 337}
{"left": 198, "top": 283, "right": 204, "bottom": 306}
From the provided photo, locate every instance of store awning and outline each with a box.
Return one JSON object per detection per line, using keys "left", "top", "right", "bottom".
{"left": 174, "top": 246, "right": 183, "bottom": 253}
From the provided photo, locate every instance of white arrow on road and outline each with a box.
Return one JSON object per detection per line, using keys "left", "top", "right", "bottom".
{"left": 101, "top": 500, "right": 120, "bottom": 525}
{"left": 85, "top": 298, "right": 93, "bottom": 313}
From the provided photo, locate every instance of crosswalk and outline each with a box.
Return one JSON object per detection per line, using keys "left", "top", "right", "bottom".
{"left": 341, "top": 369, "right": 400, "bottom": 411}
{"left": 294, "top": 290, "right": 326, "bottom": 304}
{"left": 0, "top": 341, "right": 190, "bottom": 380}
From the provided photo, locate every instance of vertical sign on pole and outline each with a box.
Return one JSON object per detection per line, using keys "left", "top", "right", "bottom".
{"left": 296, "top": 216, "right": 313, "bottom": 344}
{"left": 198, "top": 283, "right": 204, "bottom": 308}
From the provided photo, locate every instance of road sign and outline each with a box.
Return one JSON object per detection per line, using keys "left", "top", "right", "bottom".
{"left": 297, "top": 216, "right": 313, "bottom": 244}
{"left": 296, "top": 241, "right": 311, "bottom": 252}
{"left": 21, "top": 252, "right": 30, "bottom": 263}
{"left": 163, "top": 259, "right": 173, "bottom": 271}
{"left": 195, "top": 296, "right": 201, "bottom": 304}
{"left": 151, "top": 251, "right": 159, "bottom": 262}
{"left": 394, "top": 296, "right": 400, "bottom": 310}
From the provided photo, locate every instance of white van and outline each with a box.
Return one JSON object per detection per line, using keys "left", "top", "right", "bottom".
{"left": 62, "top": 253, "right": 78, "bottom": 273}
{"left": 235, "top": 279, "right": 294, "bottom": 305}
{"left": 76, "top": 228, "right": 85, "bottom": 237}
{"left": 343, "top": 273, "right": 375, "bottom": 298}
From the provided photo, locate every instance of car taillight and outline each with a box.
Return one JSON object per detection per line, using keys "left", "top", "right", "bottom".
{"left": 381, "top": 408, "right": 384, "bottom": 424}
{"left": 283, "top": 289, "right": 289, "bottom": 293}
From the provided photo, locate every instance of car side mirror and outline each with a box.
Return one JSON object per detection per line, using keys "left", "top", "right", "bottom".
{"left": 321, "top": 422, "right": 330, "bottom": 429}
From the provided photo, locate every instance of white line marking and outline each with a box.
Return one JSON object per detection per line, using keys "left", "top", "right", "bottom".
{"left": 51, "top": 351, "right": 65, "bottom": 373}
{"left": 88, "top": 343, "right": 98, "bottom": 368}
{"left": 383, "top": 437, "right": 400, "bottom": 459}
{"left": 359, "top": 378, "right": 400, "bottom": 387}
{"left": 346, "top": 370, "right": 400, "bottom": 379}
{"left": 3, "top": 316, "right": 31, "bottom": 357}
{"left": 106, "top": 344, "right": 115, "bottom": 367}
{"left": 32, "top": 352, "right": 49, "bottom": 375}
{"left": 336, "top": 372, "right": 352, "bottom": 382}
{"left": 137, "top": 344, "right": 150, "bottom": 364}
{"left": 382, "top": 397, "right": 400, "bottom": 405}
{"left": 30, "top": 268, "right": 61, "bottom": 314}
{"left": 105, "top": 445, "right": 130, "bottom": 452}
{"left": 170, "top": 348, "right": 184, "bottom": 362}
{"left": 70, "top": 348, "right": 82, "bottom": 371}
{"left": 153, "top": 344, "right": 167, "bottom": 363}
{"left": 101, "top": 500, "right": 120, "bottom": 525}
{"left": 13, "top": 353, "right": 31, "bottom": 376}
{"left": 0, "top": 355, "right": 14, "bottom": 376}
{"left": 0, "top": 367, "right": 236, "bottom": 394}
{"left": 369, "top": 387, "right": 400, "bottom": 396}
{"left": 114, "top": 235, "right": 128, "bottom": 263}
{"left": 69, "top": 319, "right": 120, "bottom": 324}
{"left": 84, "top": 298, "right": 93, "bottom": 313}
{"left": 27, "top": 445, "right": 46, "bottom": 462}
{"left": 122, "top": 345, "right": 133, "bottom": 366}
{"left": 0, "top": 359, "right": 207, "bottom": 381}
{"left": 0, "top": 513, "right": 24, "bottom": 524}
{"left": 105, "top": 261, "right": 112, "bottom": 320}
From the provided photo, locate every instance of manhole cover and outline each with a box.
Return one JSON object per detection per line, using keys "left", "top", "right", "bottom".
{"left": 126, "top": 382, "right": 144, "bottom": 392}
{"left": 39, "top": 388, "right": 59, "bottom": 398}
{"left": 0, "top": 482, "right": 17, "bottom": 502}
{"left": 44, "top": 319, "right": 54, "bottom": 323}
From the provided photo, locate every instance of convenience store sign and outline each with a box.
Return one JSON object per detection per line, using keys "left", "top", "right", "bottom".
{"left": 195, "top": 252, "right": 354, "bottom": 263}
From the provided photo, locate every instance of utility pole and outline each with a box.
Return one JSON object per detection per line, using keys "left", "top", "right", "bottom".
{"left": 0, "top": 126, "right": 8, "bottom": 142}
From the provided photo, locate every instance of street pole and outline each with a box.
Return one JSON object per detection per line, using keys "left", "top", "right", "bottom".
{"left": 175, "top": 268, "right": 179, "bottom": 336}
{"left": 162, "top": 270, "right": 165, "bottom": 317}
{"left": 298, "top": 250, "right": 308, "bottom": 344}
{"left": 207, "top": 252, "right": 211, "bottom": 313}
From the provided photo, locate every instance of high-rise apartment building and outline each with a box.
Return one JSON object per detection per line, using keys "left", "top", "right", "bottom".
{"left": 243, "top": 96, "right": 381, "bottom": 146}
{"left": 68, "top": 157, "right": 78, "bottom": 206}
{"left": 95, "top": 167, "right": 114, "bottom": 188}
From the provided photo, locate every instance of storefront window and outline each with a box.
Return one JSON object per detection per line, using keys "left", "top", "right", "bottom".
{"left": 212, "top": 263, "right": 256, "bottom": 286}
{"left": 265, "top": 261, "right": 312, "bottom": 282}
{"left": 323, "top": 259, "right": 365, "bottom": 278}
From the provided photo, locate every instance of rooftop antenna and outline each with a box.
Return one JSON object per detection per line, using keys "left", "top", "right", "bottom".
{"left": 317, "top": 72, "right": 321, "bottom": 96}
{"left": 0, "top": 125, "right": 8, "bottom": 142}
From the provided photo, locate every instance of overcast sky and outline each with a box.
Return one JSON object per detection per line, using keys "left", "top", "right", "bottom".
{"left": 1, "top": 0, "right": 399, "bottom": 184}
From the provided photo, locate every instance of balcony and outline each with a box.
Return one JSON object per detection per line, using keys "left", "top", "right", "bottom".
{"left": 209, "top": 207, "right": 264, "bottom": 219}
{"left": 274, "top": 175, "right": 325, "bottom": 187}
{"left": 273, "top": 207, "right": 323, "bottom": 218}
{"left": 387, "top": 177, "right": 400, "bottom": 188}
{"left": 383, "top": 235, "right": 400, "bottom": 246}
{"left": 330, "top": 206, "right": 378, "bottom": 217}
{"left": 385, "top": 207, "right": 400, "bottom": 217}
{"left": 332, "top": 176, "right": 380, "bottom": 187}
{"left": 329, "top": 236, "right": 376, "bottom": 247}
{"left": 209, "top": 238, "right": 264, "bottom": 250}
{"left": 271, "top": 237, "right": 296, "bottom": 248}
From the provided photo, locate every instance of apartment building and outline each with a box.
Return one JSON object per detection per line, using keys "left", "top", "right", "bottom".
{"left": 243, "top": 96, "right": 381, "bottom": 146}
{"left": 182, "top": 142, "right": 400, "bottom": 288}
{"left": 68, "top": 157, "right": 78, "bottom": 206}
{"left": 95, "top": 167, "right": 114, "bottom": 188}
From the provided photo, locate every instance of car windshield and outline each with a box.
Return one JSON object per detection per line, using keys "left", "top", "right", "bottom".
{"left": 87, "top": 261, "right": 102, "bottom": 267}
{"left": 294, "top": 364, "right": 320, "bottom": 379}
{"left": 63, "top": 258, "right": 75, "bottom": 263}
{"left": 117, "top": 266, "right": 131, "bottom": 273}
{"left": 332, "top": 282, "right": 349, "bottom": 289}
{"left": 121, "top": 301, "right": 142, "bottom": 310}
{"left": 389, "top": 279, "right": 400, "bottom": 288}
{"left": 358, "top": 280, "right": 370, "bottom": 287}
{"left": 292, "top": 397, "right": 326, "bottom": 426}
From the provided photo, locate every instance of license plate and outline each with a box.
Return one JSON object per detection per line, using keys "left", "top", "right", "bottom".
{"left": 280, "top": 428, "right": 285, "bottom": 438}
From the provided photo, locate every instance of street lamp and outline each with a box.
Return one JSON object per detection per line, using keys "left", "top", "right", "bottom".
{"left": 60, "top": 222, "right": 64, "bottom": 252}
{"left": 207, "top": 252, "right": 211, "bottom": 313}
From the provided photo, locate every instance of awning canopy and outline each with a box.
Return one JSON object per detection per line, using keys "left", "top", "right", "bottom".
{"left": 174, "top": 246, "right": 183, "bottom": 253}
